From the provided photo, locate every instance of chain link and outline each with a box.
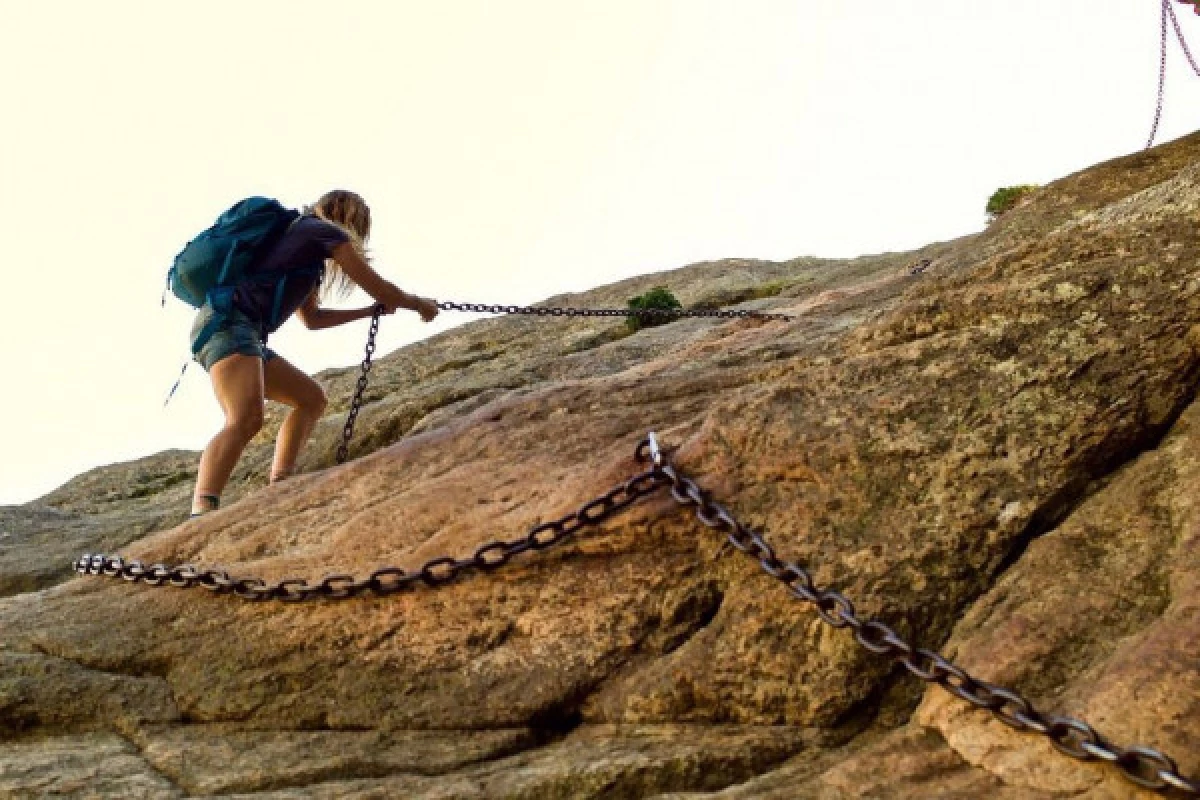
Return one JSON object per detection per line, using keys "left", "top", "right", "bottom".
{"left": 74, "top": 433, "right": 1196, "bottom": 794}
{"left": 1170, "top": 0, "right": 1200, "bottom": 76}
{"left": 334, "top": 299, "right": 788, "bottom": 464}
{"left": 1149, "top": 0, "right": 1200, "bottom": 149}
{"left": 335, "top": 307, "right": 381, "bottom": 465}
{"left": 1150, "top": 0, "right": 1170, "bottom": 149}
{"left": 75, "top": 467, "right": 668, "bottom": 602}
{"left": 642, "top": 451, "right": 1198, "bottom": 797}
{"left": 436, "top": 300, "right": 792, "bottom": 322}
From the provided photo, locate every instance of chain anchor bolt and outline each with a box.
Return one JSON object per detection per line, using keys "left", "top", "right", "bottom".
{"left": 647, "top": 431, "right": 664, "bottom": 467}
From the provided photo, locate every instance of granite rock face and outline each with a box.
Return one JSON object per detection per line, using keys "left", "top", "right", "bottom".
{"left": 1, "top": 132, "right": 1198, "bottom": 798}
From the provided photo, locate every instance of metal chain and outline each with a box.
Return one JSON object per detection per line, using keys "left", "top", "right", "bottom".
{"left": 74, "top": 433, "right": 1197, "bottom": 793}
{"left": 75, "top": 466, "right": 667, "bottom": 601}
{"left": 437, "top": 300, "right": 792, "bottom": 322}
{"left": 335, "top": 307, "right": 382, "bottom": 465}
{"left": 1170, "top": 0, "right": 1200, "bottom": 76}
{"left": 334, "top": 299, "right": 788, "bottom": 464}
{"left": 1149, "top": 0, "right": 1200, "bottom": 149}
{"left": 1150, "top": 0, "right": 1170, "bottom": 149}
{"left": 636, "top": 438, "right": 1199, "bottom": 797}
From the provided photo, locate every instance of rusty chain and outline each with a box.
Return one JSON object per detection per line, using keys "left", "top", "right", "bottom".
{"left": 76, "top": 465, "right": 667, "bottom": 601}
{"left": 335, "top": 307, "right": 382, "bottom": 465}
{"left": 635, "top": 436, "right": 1198, "bottom": 797}
{"left": 76, "top": 433, "right": 1197, "bottom": 795}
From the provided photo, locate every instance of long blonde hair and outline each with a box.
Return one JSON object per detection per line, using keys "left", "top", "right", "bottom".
{"left": 303, "top": 189, "right": 372, "bottom": 304}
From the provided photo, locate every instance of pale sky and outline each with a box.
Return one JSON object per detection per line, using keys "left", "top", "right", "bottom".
{"left": 1, "top": 1, "right": 1198, "bottom": 505}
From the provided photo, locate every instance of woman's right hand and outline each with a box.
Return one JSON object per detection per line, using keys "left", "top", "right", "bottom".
{"left": 413, "top": 296, "right": 439, "bottom": 322}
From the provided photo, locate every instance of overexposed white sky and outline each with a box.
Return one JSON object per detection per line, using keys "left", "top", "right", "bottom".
{"left": 1, "top": 1, "right": 1198, "bottom": 505}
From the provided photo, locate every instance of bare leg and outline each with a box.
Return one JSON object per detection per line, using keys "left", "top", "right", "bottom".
{"left": 264, "top": 355, "right": 328, "bottom": 483}
{"left": 193, "top": 354, "right": 266, "bottom": 514}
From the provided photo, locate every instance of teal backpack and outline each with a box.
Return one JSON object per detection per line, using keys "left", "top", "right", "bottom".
{"left": 163, "top": 197, "right": 300, "bottom": 402}
{"left": 166, "top": 196, "right": 301, "bottom": 354}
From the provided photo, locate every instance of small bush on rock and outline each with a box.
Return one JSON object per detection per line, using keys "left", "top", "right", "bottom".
{"left": 627, "top": 286, "right": 682, "bottom": 332}
{"left": 986, "top": 184, "right": 1040, "bottom": 222}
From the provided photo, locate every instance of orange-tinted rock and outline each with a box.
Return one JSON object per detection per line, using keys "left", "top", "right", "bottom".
{"left": 1, "top": 133, "right": 1199, "bottom": 796}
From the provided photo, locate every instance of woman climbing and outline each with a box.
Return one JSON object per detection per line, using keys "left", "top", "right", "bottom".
{"left": 188, "top": 189, "right": 438, "bottom": 517}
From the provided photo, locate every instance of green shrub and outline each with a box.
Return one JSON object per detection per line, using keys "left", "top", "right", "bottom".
{"left": 626, "top": 286, "right": 682, "bottom": 332}
{"left": 986, "top": 184, "right": 1040, "bottom": 222}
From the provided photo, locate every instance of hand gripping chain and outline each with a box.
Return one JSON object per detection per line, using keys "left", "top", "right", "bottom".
{"left": 335, "top": 299, "right": 789, "bottom": 464}
{"left": 75, "top": 434, "right": 1197, "bottom": 796}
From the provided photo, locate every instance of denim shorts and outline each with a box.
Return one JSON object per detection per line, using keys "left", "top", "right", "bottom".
{"left": 190, "top": 306, "right": 278, "bottom": 372}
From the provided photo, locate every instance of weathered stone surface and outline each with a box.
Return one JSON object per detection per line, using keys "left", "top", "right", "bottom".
{"left": 131, "top": 726, "right": 534, "bottom": 796}
{"left": 1, "top": 132, "right": 1199, "bottom": 796}
{"left": 0, "top": 651, "right": 180, "bottom": 736}
{"left": 0, "top": 451, "right": 196, "bottom": 597}
{"left": 0, "top": 254, "right": 920, "bottom": 596}
{"left": 915, "top": 394, "right": 1200, "bottom": 796}
{"left": 0, "top": 734, "right": 180, "bottom": 799}
{"left": 653, "top": 728, "right": 1051, "bottom": 799}
{"left": 209, "top": 725, "right": 811, "bottom": 800}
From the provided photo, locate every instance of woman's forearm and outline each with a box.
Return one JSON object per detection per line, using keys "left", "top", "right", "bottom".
{"left": 391, "top": 288, "right": 422, "bottom": 312}
{"left": 308, "top": 305, "right": 379, "bottom": 330}
{"left": 327, "top": 242, "right": 439, "bottom": 323}
{"left": 330, "top": 242, "right": 394, "bottom": 302}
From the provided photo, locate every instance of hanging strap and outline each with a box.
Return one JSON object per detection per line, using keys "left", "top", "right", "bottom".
{"left": 190, "top": 288, "right": 235, "bottom": 356}
{"left": 163, "top": 361, "right": 189, "bottom": 407}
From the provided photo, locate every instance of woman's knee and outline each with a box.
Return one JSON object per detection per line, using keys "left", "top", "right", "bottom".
{"left": 302, "top": 387, "right": 328, "bottom": 418}
{"left": 264, "top": 357, "right": 328, "bottom": 418}
{"left": 226, "top": 406, "right": 265, "bottom": 440}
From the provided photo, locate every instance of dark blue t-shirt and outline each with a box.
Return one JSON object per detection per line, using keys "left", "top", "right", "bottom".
{"left": 233, "top": 215, "right": 349, "bottom": 337}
